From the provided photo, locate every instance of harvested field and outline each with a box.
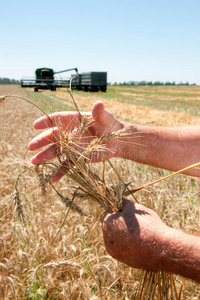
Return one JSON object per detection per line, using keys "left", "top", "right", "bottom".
{"left": 1, "top": 85, "right": 200, "bottom": 299}
{"left": 46, "top": 88, "right": 200, "bottom": 126}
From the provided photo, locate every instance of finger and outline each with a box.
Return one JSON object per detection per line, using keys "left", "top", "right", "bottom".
{"left": 51, "top": 171, "right": 64, "bottom": 182}
{"left": 33, "top": 111, "right": 90, "bottom": 130}
{"left": 51, "top": 161, "right": 69, "bottom": 182}
{"left": 28, "top": 128, "right": 60, "bottom": 151}
{"left": 100, "top": 211, "right": 110, "bottom": 223}
{"left": 121, "top": 197, "right": 135, "bottom": 210}
{"left": 91, "top": 101, "right": 108, "bottom": 126}
{"left": 33, "top": 112, "right": 80, "bottom": 129}
{"left": 31, "top": 144, "right": 58, "bottom": 165}
{"left": 91, "top": 101, "right": 119, "bottom": 129}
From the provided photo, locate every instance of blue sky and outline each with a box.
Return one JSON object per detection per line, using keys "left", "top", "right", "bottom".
{"left": 1, "top": 0, "right": 200, "bottom": 84}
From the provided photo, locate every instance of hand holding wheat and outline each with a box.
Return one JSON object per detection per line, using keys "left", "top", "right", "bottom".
{"left": 101, "top": 198, "right": 200, "bottom": 283}
{"left": 101, "top": 198, "right": 167, "bottom": 270}
{"left": 28, "top": 100, "right": 124, "bottom": 182}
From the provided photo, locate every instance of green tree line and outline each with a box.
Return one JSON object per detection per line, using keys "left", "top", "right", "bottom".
{"left": 110, "top": 80, "right": 196, "bottom": 86}
{"left": 0, "top": 78, "right": 20, "bottom": 84}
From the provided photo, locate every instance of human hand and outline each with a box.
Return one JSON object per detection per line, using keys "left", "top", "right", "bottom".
{"left": 101, "top": 198, "right": 168, "bottom": 271}
{"left": 28, "top": 101, "right": 124, "bottom": 182}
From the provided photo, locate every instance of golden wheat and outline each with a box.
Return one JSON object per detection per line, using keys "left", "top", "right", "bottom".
{"left": 2, "top": 91, "right": 196, "bottom": 299}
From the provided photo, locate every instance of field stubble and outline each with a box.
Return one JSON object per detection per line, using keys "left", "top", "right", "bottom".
{"left": 1, "top": 85, "right": 200, "bottom": 299}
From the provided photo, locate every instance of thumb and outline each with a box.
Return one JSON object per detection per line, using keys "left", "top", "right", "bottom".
{"left": 122, "top": 197, "right": 134, "bottom": 210}
{"left": 101, "top": 198, "right": 133, "bottom": 223}
{"left": 100, "top": 211, "right": 110, "bottom": 223}
{"left": 92, "top": 101, "right": 114, "bottom": 126}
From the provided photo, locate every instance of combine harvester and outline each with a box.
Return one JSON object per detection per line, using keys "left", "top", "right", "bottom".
{"left": 21, "top": 67, "right": 107, "bottom": 92}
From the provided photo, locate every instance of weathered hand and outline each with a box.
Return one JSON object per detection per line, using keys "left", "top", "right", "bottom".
{"left": 28, "top": 101, "right": 124, "bottom": 181}
{"left": 101, "top": 198, "right": 168, "bottom": 271}
{"left": 101, "top": 198, "right": 200, "bottom": 282}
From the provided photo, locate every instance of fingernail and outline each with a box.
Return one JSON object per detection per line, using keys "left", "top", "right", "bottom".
{"left": 30, "top": 154, "right": 40, "bottom": 165}
{"left": 28, "top": 139, "right": 39, "bottom": 151}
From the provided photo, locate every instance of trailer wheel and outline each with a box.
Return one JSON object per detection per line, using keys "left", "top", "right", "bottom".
{"left": 84, "top": 86, "right": 89, "bottom": 92}
{"left": 34, "top": 88, "right": 38, "bottom": 92}
{"left": 100, "top": 86, "right": 107, "bottom": 92}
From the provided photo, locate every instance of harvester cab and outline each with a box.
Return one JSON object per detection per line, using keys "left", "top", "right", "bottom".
{"left": 35, "top": 68, "right": 54, "bottom": 84}
{"left": 21, "top": 67, "right": 78, "bottom": 92}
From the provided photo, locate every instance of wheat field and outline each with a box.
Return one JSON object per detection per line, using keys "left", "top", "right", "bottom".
{"left": 1, "top": 84, "right": 200, "bottom": 299}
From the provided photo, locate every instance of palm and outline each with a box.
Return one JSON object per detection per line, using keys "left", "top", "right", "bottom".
{"left": 28, "top": 101, "right": 123, "bottom": 181}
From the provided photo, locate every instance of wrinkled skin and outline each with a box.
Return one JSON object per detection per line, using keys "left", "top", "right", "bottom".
{"left": 101, "top": 198, "right": 167, "bottom": 271}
